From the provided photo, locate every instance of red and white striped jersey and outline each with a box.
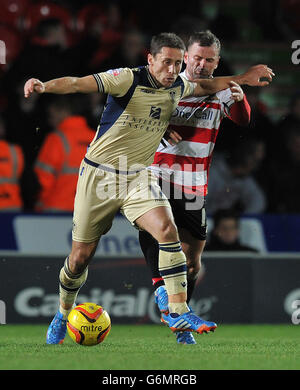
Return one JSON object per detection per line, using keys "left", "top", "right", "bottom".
{"left": 149, "top": 71, "right": 235, "bottom": 196}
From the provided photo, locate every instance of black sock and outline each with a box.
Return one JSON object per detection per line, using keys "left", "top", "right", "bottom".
{"left": 138, "top": 230, "right": 165, "bottom": 291}
{"left": 187, "top": 276, "right": 197, "bottom": 304}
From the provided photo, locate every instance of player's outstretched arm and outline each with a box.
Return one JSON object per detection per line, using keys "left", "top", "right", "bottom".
{"left": 24, "top": 75, "right": 98, "bottom": 98}
{"left": 193, "top": 64, "right": 275, "bottom": 96}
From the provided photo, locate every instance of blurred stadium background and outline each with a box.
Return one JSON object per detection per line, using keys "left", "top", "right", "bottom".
{"left": 0, "top": 0, "right": 300, "bottom": 328}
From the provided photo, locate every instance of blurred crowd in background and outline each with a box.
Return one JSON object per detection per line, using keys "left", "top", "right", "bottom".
{"left": 0, "top": 0, "right": 300, "bottom": 218}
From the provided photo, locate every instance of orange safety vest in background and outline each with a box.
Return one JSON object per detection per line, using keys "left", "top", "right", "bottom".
{"left": 0, "top": 140, "right": 24, "bottom": 211}
{"left": 35, "top": 116, "right": 95, "bottom": 212}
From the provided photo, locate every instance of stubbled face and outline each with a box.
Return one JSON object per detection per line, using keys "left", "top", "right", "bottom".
{"left": 148, "top": 46, "right": 184, "bottom": 87}
{"left": 184, "top": 42, "right": 220, "bottom": 80}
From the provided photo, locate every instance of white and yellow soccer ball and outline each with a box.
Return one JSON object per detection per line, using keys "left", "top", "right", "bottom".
{"left": 67, "top": 302, "right": 111, "bottom": 346}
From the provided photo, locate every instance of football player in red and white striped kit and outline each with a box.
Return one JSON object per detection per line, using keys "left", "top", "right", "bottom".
{"left": 139, "top": 31, "right": 251, "bottom": 344}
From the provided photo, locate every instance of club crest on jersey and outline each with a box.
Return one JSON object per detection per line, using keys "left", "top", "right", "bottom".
{"left": 107, "top": 68, "right": 122, "bottom": 76}
{"left": 149, "top": 106, "right": 161, "bottom": 119}
{"left": 169, "top": 91, "right": 176, "bottom": 103}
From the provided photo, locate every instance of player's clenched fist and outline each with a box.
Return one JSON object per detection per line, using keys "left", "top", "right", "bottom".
{"left": 24, "top": 78, "right": 45, "bottom": 98}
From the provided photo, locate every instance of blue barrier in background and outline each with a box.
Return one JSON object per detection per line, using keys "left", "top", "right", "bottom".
{"left": 1, "top": 212, "right": 300, "bottom": 254}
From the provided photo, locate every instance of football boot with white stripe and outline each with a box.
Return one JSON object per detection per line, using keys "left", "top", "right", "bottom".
{"left": 161, "top": 309, "right": 217, "bottom": 334}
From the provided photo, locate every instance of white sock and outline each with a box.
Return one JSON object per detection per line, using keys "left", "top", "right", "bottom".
{"left": 169, "top": 302, "right": 189, "bottom": 315}
{"left": 59, "top": 305, "right": 72, "bottom": 320}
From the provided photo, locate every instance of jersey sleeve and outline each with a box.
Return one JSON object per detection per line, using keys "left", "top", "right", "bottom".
{"left": 216, "top": 88, "right": 235, "bottom": 117}
{"left": 92, "top": 67, "right": 134, "bottom": 97}
{"left": 217, "top": 88, "right": 251, "bottom": 125}
{"left": 181, "top": 78, "right": 197, "bottom": 99}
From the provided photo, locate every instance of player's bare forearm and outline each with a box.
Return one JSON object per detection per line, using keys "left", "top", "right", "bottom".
{"left": 43, "top": 77, "right": 79, "bottom": 94}
{"left": 24, "top": 75, "right": 98, "bottom": 98}
{"left": 193, "top": 64, "right": 275, "bottom": 96}
{"left": 194, "top": 76, "right": 238, "bottom": 96}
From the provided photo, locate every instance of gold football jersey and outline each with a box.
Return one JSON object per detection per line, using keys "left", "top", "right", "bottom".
{"left": 86, "top": 66, "right": 196, "bottom": 171}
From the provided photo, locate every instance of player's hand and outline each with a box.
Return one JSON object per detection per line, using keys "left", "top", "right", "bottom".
{"left": 165, "top": 129, "right": 182, "bottom": 145}
{"left": 242, "top": 64, "right": 275, "bottom": 87}
{"left": 229, "top": 81, "right": 244, "bottom": 102}
{"left": 24, "top": 78, "right": 45, "bottom": 98}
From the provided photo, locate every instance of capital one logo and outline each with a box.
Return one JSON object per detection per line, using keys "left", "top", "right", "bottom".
{"left": 0, "top": 40, "right": 6, "bottom": 64}
{"left": 291, "top": 40, "right": 300, "bottom": 65}
{"left": 0, "top": 300, "right": 6, "bottom": 324}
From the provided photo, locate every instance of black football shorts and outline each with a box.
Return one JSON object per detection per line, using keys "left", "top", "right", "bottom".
{"left": 158, "top": 178, "right": 207, "bottom": 241}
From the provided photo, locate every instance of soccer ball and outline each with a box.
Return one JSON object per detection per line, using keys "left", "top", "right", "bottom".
{"left": 67, "top": 302, "right": 111, "bottom": 346}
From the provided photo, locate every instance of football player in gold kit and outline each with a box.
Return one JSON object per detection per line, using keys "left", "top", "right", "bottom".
{"left": 24, "top": 32, "right": 274, "bottom": 344}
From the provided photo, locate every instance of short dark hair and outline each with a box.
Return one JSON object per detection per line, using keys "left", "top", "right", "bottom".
{"left": 150, "top": 32, "right": 186, "bottom": 57}
{"left": 187, "top": 30, "right": 221, "bottom": 53}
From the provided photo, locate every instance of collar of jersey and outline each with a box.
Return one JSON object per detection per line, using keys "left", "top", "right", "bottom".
{"left": 145, "top": 66, "right": 161, "bottom": 89}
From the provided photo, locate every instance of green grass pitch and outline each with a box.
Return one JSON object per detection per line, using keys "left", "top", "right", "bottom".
{"left": 1, "top": 324, "right": 300, "bottom": 370}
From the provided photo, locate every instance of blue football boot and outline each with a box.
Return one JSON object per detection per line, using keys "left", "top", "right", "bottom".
{"left": 176, "top": 331, "right": 197, "bottom": 344}
{"left": 46, "top": 311, "right": 67, "bottom": 344}
{"left": 154, "top": 285, "right": 169, "bottom": 313}
{"left": 161, "top": 309, "right": 217, "bottom": 334}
